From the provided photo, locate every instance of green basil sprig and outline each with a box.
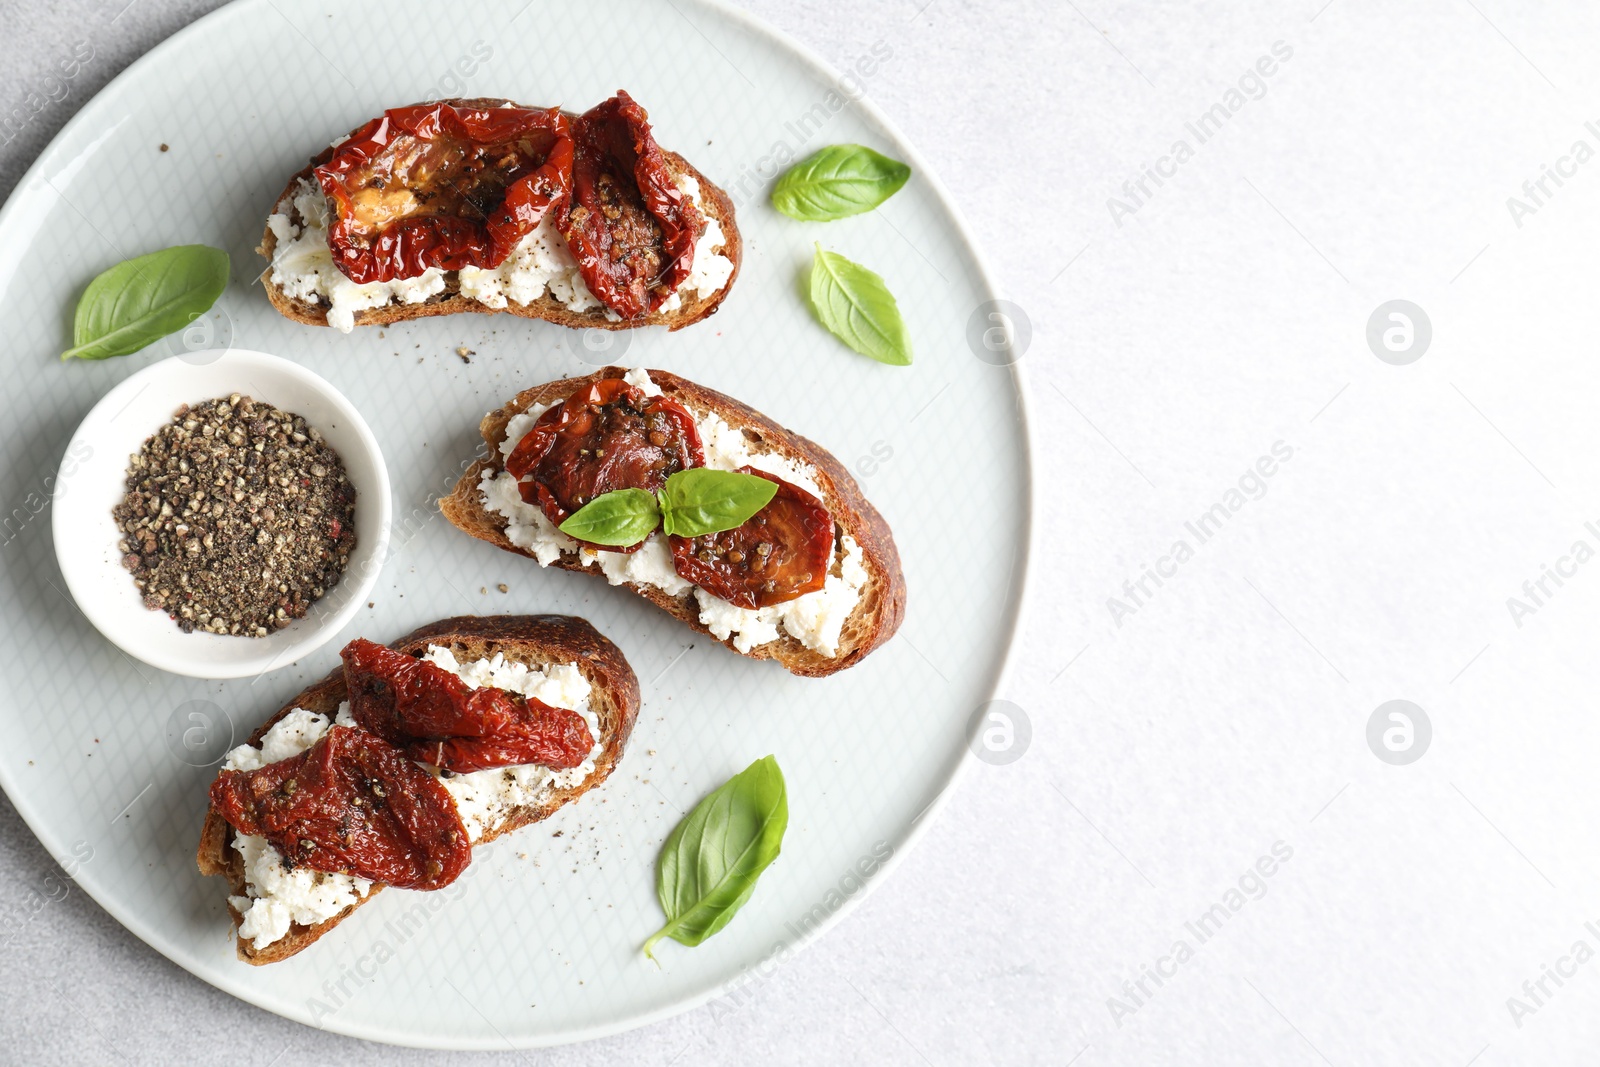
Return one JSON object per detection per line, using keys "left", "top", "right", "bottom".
{"left": 62, "top": 245, "right": 230, "bottom": 361}
{"left": 557, "top": 488, "right": 661, "bottom": 546}
{"left": 644, "top": 755, "right": 789, "bottom": 961}
{"left": 771, "top": 144, "right": 911, "bottom": 221}
{"left": 809, "top": 245, "right": 912, "bottom": 366}
{"left": 556, "top": 469, "right": 778, "bottom": 546}
{"left": 659, "top": 468, "right": 778, "bottom": 538}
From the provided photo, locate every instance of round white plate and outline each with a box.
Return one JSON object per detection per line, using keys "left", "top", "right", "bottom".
{"left": 52, "top": 350, "right": 392, "bottom": 679}
{"left": 0, "top": 0, "right": 1031, "bottom": 1049}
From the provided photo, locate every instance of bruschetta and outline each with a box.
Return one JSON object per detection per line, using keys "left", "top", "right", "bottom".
{"left": 258, "top": 93, "right": 740, "bottom": 333}
{"left": 196, "top": 615, "right": 639, "bottom": 964}
{"left": 440, "top": 368, "right": 905, "bottom": 677}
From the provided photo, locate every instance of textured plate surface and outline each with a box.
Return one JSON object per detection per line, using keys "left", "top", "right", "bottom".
{"left": 0, "top": 0, "right": 1029, "bottom": 1049}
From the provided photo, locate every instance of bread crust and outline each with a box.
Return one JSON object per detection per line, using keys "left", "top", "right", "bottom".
{"left": 439, "top": 368, "right": 907, "bottom": 677}
{"left": 196, "top": 614, "right": 640, "bottom": 964}
{"left": 256, "top": 99, "right": 741, "bottom": 332}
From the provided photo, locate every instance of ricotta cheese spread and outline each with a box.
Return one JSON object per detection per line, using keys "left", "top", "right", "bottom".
{"left": 423, "top": 646, "right": 603, "bottom": 842}
{"left": 265, "top": 174, "right": 734, "bottom": 333}
{"left": 479, "top": 368, "right": 870, "bottom": 657}
{"left": 219, "top": 648, "right": 602, "bottom": 950}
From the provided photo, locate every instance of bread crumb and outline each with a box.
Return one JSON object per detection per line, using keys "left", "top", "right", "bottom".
{"left": 456, "top": 347, "right": 475, "bottom": 364}
{"left": 497, "top": 583, "right": 509, "bottom": 593}
{"left": 479, "top": 586, "right": 487, "bottom": 594}
{"left": 159, "top": 143, "right": 169, "bottom": 152}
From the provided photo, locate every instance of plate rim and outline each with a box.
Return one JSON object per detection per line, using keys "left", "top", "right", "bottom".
{"left": 0, "top": 0, "right": 1038, "bottom": 1049}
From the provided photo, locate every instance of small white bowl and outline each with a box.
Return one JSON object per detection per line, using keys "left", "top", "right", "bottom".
{"left": 52, "top": 350, "right": 391, "bottom": 679}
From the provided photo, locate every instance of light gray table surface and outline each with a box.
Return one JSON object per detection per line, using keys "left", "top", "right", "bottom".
{"left": 9, "top": 1, "right": 1600, "bottom": 1064}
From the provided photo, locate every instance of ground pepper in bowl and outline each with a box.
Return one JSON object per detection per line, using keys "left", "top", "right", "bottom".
{"left": 113, "top": 394, "right": 358, "bottom": 637}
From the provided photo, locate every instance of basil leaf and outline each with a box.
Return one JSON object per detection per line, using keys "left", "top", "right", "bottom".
{"left": 771, "top": 144, "right": 911, "bottom": 221}
{"left": 62, "top": 245, "right": 230, "bottom": 361}
{"left": 808, "top": 245, "right": 912, "bottom": 366}
{"left": 557, "top": 488, "right": 661, "bottom": 546}
{"left": 658, "top": 469, "right": 778, "bottom": 539}
{"left": 643, "top": 755, "right": 788, "bottom": 960}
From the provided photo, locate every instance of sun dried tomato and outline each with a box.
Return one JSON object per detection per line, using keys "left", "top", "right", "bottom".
{"left": 558, "top": 91, "right": 700, "bottom": 318}
{"left": 504, "top": 378, "right": 703, "bottom": 550}
{"left": 404, "top": 729, "right": 591, "bottom": 777}
{"left": 209, "top": 726, "right": 470, "bottom": 889}
{"left": 342, "top": 639, "right": 593, "bottom": 773}
{"left": 669, "top": 466, "right": 835, "bottom": 609}
{"left": 316, "top": 100, "right": 574, "bottom": 284}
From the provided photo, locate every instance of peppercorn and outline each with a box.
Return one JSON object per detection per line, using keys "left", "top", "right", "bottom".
{"left": 112, "top": 396, "right": 357, "bottom": 638}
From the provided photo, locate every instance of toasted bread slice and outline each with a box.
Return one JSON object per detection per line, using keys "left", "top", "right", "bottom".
{"left": 256, "top": 98, "right": 741, "bottom": 332}
{"left": 439, "top": 368, "right": 906, "bottom": 677}
{"left": 196, "top": 614, "right": 640, "bottom": 964}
